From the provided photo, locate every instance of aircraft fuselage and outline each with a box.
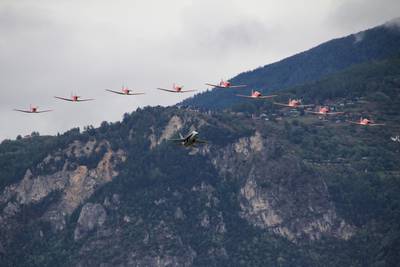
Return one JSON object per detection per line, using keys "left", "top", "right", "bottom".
{"left": 181, "top": 132, "right": 199, "bottom": 147}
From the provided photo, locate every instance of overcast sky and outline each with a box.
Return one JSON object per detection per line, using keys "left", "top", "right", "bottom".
{"left": 0, "top": 0, "right": 399, "bottom": 140}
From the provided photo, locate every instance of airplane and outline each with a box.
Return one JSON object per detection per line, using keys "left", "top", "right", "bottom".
{"left": 306, "top": 106, "right": 344, "bottom": 116}
{"left": 105, "top": 86, "right": 145, "bottom": 96}
{"left": 157, "top": 83, "right": 197, "bottom": 93}
{"left": 391, "top": 136, "right": 400, "bottom": 143}
{"left": 54, "top": 93, "right": 94, "bottom": 102}
{"left": 205, "top": 79, "right": 246, "bottom": 89}
{"left": 347, "top": 118, "right": 385, "bottom": 126}
{"left": 169, "top": 130, "right": 207, "bottom": 147}
{"left": 14, "top": 105, "right": 52, "bottom": 113}
{"left": 236, "top": 90, "right": 277, "bottom": 99}
{"left": 274, "top": 99, "right": 314, "bottom": 108}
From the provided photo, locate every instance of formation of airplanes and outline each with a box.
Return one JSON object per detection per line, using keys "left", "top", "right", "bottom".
{"left": 12, "top": 80, "right": 386, "bottom": 147}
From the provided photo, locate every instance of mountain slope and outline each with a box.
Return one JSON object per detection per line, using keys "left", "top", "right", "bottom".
{"left": 1, "top": 53, "right": 400, "bottom": 266}
{"left": 182, "top": 19, "right": 400, "bottom": 109}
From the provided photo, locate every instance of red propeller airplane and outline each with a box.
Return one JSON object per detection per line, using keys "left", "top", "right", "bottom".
{"left": 347, "top": 118, "right": 385, "bottom": 126}
{"left": 306, "top": 106, "right": 344, "bottom": 116}
{"left": 236, "top": 90, "right": 277, "bottom": 99}
{"left": 106, "top": 86, "right": 145, "bottom": 96}
{"left": 206, "top": 79, "right": 246, "bottom": 89}
{"left": 274, "top": 99, "right": 314, "bottom": 108}
{"left": 14, "top": 105, "right": 52, "bottom": 113}
{"left": 157, "top": 83, "right": 197, "bottom": 93}
{"left": 54, "top": 93, "right": 94, "bottom": 102}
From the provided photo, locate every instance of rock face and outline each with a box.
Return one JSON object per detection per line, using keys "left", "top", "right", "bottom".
{"left": 234, "top": 131, "right": 264, "bottom": 158}
{"left": 74, "top": 218, "right": 197, "bottom": 267}
{"left": 211, "top": 132, "right": 354, "bottom": 241}
{"left": 0, "top": 139, "right": 126, "bottom": 231}
{"left": 239, "top": 167, "right": 353, "bottom": 241}
{"left": 74, "top": 203, "right": 107, "bottom": 241}
{"left": 125, "top": 253, "right": 196, "bottom": 267}
{"left": 149, "top": 115, "right": 183, "bottom": 149}
{"left": 159, "top": 115, "right": 183, "bottom": 143}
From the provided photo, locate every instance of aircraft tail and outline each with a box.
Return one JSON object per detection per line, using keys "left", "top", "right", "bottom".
{"left": 179, "top": 132, "right": 183, "bottom": 139}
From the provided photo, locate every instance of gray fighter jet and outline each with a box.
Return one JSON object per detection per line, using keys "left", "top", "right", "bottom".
{"left": 169, "top": 130, "right": 207, "bottom": 147}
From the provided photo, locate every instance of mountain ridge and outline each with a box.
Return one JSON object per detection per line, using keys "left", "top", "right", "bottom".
{"left": 182, "top": 20, "right": 400, "bottom": 109}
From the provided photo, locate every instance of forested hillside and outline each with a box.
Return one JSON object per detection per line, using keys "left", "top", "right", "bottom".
{"left": 0, "top": 52, "right": 399, "bottom": 266}
{"left": 182, "top": 20, "right": 400, "bottom": 109}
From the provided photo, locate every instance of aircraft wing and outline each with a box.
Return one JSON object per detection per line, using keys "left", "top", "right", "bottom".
{"left": 258, "top": 95, "right": 278, "bottom": 99}
{"left": 54, "top": 96, "right": 73, "bottom": 101}
{"left": 273, "top": 102, "right": 291, "bottom": 107}
{"left": 347, "top": 120, "right": 359, "bottom": 125}
{"left": 128, "top": 92, "right": 145, "bottom": 95}
{"left": 229, "top": 85, "right": 247, "bottom": 88}
{"left": 157, "top": 88, "right": 178, "bottom": 93}
{"left": 298, "top": 104, "right": 314, "bottom": 108}
{"left": 14, "top": 109, "right": 33, "bottom": 113}
{"left": 76, "top": 98, "right": 94, "bottom": 102}
{"left": 306, "top": 110, "right": 343, "bottom": 115}
{"left": 105, "top": 89, "right": 124, "bottom": 95}
{"left": 347, "top": 121, "right": 384, "bottom": 126}
{"left": 158, "top": 88, "right": 197, "bottom": 93}
{"left": 205, "top": 83, "right": 222, "bottom": 88}
{"left": 206, "top": 83, "right": 246, "bottom": 88}
{"left": 14, "top": 109, "right": 52, "bottom": 113}
{"left": 236, "top": 94, "right": 253, "bottom": 98}
{"left": 195, "top": 139, "right": 207, "bottom": 144}
{"left": 326, "top": 112, "right": 344, "bottom": 115}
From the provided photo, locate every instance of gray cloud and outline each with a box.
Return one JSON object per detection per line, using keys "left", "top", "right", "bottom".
{"left": 0, "top": 0, "right": 398, "bottom": 140}
{"left": 327, "top": 0, "right": 400, "bottom": 33}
